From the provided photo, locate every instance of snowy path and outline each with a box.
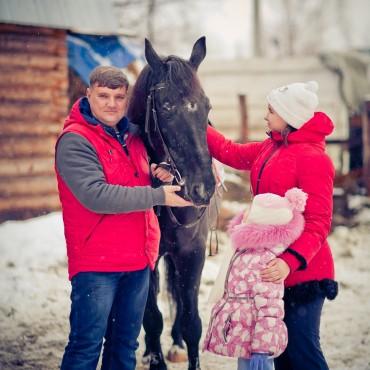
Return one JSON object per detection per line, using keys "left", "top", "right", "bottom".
{"left": 0, "top": 210, "right": 369, "bottom": 370}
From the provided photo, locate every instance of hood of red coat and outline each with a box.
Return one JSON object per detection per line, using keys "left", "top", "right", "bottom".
{"left": 64, "top": 98, "right": 86, "bottom": 129}
{"left": 271, "top": 112, "right": 334, "bottom": 145}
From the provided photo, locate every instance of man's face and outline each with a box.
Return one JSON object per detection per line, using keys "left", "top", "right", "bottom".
{"left": 87, "top": 84, "right": 128, "bottom": 127}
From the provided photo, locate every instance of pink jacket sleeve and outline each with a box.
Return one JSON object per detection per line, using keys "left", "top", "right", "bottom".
{"left": 207, "top": 125, "right": 263, "bottom": 170}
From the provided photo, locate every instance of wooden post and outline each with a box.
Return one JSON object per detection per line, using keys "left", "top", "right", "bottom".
{"left": 362, "top": 99, "right": 370, "bottom": 195}
{"left": 238, "top": 94, "right": 248, "bottom": 143}
{"left": 253, "top": 0, "right": 262, "bottom": 57}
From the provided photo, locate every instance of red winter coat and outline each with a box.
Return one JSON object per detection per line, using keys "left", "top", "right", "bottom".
{"left": 56, "top": 100, "right": 160, "bottom": 279}
{"left": 207, "top": 112, "right": 336, "bottom": 291}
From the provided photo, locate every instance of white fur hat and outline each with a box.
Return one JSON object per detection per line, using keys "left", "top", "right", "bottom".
{"left": 246, "top": 188, "right": 307, "bottom": 225}
{"left": 266, "top": 81, "right": 319, "bottom": 129}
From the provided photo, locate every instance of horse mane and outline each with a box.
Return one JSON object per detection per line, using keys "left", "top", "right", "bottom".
{"left": 127, "top": 55, "right": 202, "bottom": 126}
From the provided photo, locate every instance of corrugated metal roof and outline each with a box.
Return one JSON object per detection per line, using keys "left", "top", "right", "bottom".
{"left": 0, "top": 0, "right": 125, "bottom": 35}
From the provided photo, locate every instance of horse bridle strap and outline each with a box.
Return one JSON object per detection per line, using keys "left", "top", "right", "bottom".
{"left": 145, "top": 83, "right": 185, "bottom": 186}
{"left": 166, "top": 206, "right": 207, "bottom": 229}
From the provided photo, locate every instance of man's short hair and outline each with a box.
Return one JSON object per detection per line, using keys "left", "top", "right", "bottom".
{"left": 89, "top": 66, "right": 129, "bottom": 89}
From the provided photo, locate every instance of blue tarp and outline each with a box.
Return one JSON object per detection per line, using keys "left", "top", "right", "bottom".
{"left": 67, "top": 33, "right": 140, "bottom": 84}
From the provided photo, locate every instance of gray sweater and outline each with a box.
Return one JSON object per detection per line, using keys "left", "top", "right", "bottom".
{"left": 56, "top": 132, "right": 166, "bottom": 214}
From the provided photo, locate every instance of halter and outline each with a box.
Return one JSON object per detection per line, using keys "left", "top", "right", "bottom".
{"left": 144, "top": 82, "right": 207, "bottom": 228}
{"left": 144, "top": 82, "right": 184, "bottom": 186}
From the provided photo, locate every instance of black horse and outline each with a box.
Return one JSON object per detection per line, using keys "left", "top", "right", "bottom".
{"left": 127, "top": 37, "right": 215, "bottom": 370}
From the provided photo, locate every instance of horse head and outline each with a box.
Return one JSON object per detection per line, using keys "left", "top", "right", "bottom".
{"left": 128, "top": 37, "right": 215, "bottom": 206}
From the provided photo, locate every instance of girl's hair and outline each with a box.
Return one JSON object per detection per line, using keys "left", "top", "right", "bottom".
{"left": 282, "top": 124, "right": 297, "bottom": 146}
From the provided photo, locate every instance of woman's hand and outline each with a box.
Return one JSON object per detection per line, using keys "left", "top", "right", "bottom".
{"left": 151, "top": 163, "right": 174, "bottom": 183}
{"left": 260, "top": 258, "right": 290, "bottom": 283}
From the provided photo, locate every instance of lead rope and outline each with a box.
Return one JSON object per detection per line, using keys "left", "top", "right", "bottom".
{"left": 208, "top": 183, "right": 223, "bottom": 256}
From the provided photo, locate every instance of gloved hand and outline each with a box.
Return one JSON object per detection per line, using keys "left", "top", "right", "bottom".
{"left": 250, "top": 353, "right": 271, "bottom": 370}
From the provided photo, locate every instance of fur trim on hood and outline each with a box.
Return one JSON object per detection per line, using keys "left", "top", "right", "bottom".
{"left": 228, "top": 210, "right": 305, "bottom": 255}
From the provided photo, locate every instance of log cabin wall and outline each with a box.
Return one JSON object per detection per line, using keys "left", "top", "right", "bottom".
{"left": 0, "top": 23, "right": 68, "bottom": 222}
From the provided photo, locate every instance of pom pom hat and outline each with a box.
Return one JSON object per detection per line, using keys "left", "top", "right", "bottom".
{"left": 267, "top": 81, "right": 319, "bottom": 129}
{"left": 246, "top": 188, "right": 308, "bottom": 226}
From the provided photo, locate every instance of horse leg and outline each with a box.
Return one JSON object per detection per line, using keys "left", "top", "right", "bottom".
{"left": 174, "top": 245, "right": 206, "bottom": 370}
{"left": 164, "top": 255, "right": 187, "bottom": 363}
{"left": 143, "top": 266, "right": 167, "bottom": 370}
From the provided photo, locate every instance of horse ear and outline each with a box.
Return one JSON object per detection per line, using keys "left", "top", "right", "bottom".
{"left": 145, "top": 38, "right": 164, "bottom": 71}
{"left": 189, "top": 36, "right": 206, "bottom": 70}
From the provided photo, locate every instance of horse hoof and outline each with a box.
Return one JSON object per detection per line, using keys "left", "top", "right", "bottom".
{"left": 149, "top": 352, "right": 167, "bottom": 370}
{"left": 166, "top": 344, "right": 188, "bottom": 363}
{"left": 142, "top": 353, "right": 150, "bottom": 365}
{"left": 188, "top": 357, "right": 201, "bottom": 370}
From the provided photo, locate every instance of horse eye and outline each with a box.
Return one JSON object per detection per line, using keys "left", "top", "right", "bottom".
{"left": 186, "top": 101, "right": 198, "bottom": 112}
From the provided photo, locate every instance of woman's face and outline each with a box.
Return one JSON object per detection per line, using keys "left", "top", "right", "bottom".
{"left": 264, "top": 104, "right": 287, "bottom": 132}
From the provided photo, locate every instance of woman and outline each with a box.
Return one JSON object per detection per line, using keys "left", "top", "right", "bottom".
{"left": 207, "top": 81, "right": 338, "bottom": 370}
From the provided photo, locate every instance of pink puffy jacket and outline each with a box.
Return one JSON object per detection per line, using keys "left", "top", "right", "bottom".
{"left": 203, "top": 208, "right": 305, "bottom": 359}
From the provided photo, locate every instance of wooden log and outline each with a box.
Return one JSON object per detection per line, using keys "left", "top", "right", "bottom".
{"left": 0, "top": 33, "right": 66, "bottom": 56}
{"left": 0, "top": 102, "right": 67, "bottom": 121}
{"left": 0, "top": 24, "right": 65, "bottom": 38}
{"left": 0, "top": 52, "right": 67, "bottom": 70}
{"left": 0, "top": 68, "right": 68, "bottom": 88}
{"left": 0, "top": 85, "right": 67, "bottom": 102}
{"left": 0, "top": 121, "right": 62, "bottom": 137}
{"left": 238, "top": 94, "right": 248, "bottom": 143}
{"left": 0, "top": 136, "right": 57, "bottom": 157}
{"left": 0, "top": 85, "right": 67, "bottom": 103}
{"left": 0, "top": 193, "right": 60, "bottom": 213}
{"left": 0, "top": 175, "right": 57, "bottom": 196}
{"left": 362, "top": 100, "right": 370, "bottom": 195}
{"left": 0, "top": 157, "right": 55, "bottom": 177}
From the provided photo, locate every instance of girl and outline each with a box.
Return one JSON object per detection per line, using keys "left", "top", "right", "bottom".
{"left": 206, "top": 81, "right": 338, "bottom": 370}
{"left": 203, "top": 188, "right": 308, "bottom": 370}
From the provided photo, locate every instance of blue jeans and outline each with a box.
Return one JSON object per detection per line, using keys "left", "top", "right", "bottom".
{"left": 238, "top": 357, "right": 274, "bottom": 370}
{"left": 274, "top": 297, "right": 328, "bottom": 370}
{"left": 61, "top": 267, "right": 149, "bottom": 370}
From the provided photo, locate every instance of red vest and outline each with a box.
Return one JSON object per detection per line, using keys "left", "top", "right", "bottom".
{"left": 56, "top": 100, "right": 160, "bottom": 279}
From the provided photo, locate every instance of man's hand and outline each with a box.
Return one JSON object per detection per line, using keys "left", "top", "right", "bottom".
{"left": 151, "top": 163, "right": 174, "bottom": 183}
{"left": 260, "top": 258, "right": 290, "bottom": 283}
{"left": 163, "top": 185, "right": 193, "bottom": 207}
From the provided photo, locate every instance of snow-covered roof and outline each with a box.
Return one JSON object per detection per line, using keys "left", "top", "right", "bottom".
{"left": 0, "top": 0, "right": 125, "bottom": 35}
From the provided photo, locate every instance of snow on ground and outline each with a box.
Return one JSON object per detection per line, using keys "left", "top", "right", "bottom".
{"left": 0, "top": 205, "right": 370, "bottom": 370}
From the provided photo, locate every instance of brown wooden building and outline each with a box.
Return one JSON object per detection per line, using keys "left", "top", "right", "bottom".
{"left": 0, "top": 23, "right": 68, "bottom": 221}
{"left": 0, "top": 0, "right": 135, "bottom": 222}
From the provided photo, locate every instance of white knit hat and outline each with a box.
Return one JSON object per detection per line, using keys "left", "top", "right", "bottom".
{"left": 266, "top": 81, "right": 319, "bottom": 129}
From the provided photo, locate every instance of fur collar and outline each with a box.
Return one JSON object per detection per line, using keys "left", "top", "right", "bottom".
{"left": 228, "top": 210, "right": 305, "bottom": 255}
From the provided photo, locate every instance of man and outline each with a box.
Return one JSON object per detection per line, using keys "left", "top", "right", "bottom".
{"left": 55, "top": 66, "right": 190, "bottom": 370}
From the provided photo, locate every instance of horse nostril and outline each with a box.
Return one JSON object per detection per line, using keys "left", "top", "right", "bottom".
{"left": 193, "top": 184, "right": 206, "bottom": 199}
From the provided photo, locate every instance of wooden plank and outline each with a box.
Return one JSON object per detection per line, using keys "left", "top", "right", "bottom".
{"left": 0, "top": 136, "right": 57, "bottom": 157}
{"left": 0, "top": 193, "right": 60, "bottom": 213}
{"left": 0, "top": 121, "right": 62, "bottom": 136}
{"left": 0, "top": 157, "right": 55, "bottom": 177}
{"left": 0, "top": 175, "right": 57, "bottom": 196}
